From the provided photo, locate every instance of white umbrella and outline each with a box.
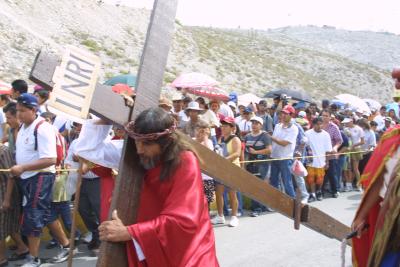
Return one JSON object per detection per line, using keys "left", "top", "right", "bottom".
{"left": 238, "top": 93, "right": 262, "bottom": 107}
{"left": 335, "top": 94, "right": 371, "bottom": 114}
{"left": 363, "top": 98, "right": 381, "bottom": 111}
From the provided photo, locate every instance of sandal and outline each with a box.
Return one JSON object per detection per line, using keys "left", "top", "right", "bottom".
{"left": 7, "top": 250, "right": 29, "bottom": 261}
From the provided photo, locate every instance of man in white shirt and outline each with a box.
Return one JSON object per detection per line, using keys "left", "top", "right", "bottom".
{"left": 268, "top": 105, "right": 298, "bottom": 198}
{"left": 10, "top": 94, "right": 71, "bottom": 267}
{"left": 305, "top": 117, "right": 332, "bottom": 202}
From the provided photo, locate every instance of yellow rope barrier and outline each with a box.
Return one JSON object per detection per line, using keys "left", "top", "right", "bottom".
{"left": 240, "top": 149, "right": 372, "bottom": 164}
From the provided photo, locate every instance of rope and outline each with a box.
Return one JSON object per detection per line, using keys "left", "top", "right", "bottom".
{"left": 0, "top": 168, "right": 79, "bottom": 173}
{"left": 240, "top": 149, "right": 372, "bottom": 164}
{"left": 0, "top": 150, "right": 372, "bottom": 172}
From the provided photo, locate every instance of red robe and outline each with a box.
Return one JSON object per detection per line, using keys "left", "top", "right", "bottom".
{"left": 91, "top": 166, "right": 114, "bottom": 223}
{"left": 126, "top": 151, "right": 219, "bottom": 267}
{"left": 352, "top": 125, "right": 400, "bottom": 267}
{"left": 91, "top": 135, "right": 123, "bottom": 222}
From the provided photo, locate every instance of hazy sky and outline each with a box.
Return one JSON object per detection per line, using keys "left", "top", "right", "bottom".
{"left": 106, "top": 0, "right": 400, "bottom": 34}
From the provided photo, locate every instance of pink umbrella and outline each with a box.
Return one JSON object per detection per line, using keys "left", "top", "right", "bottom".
{"left": 187, "top": 86, "right": 229, "bottom": 101}
{"left": 112, "top": 83, "right": 135, "bottom": 96}
{"left": 171, "top": 72, "right": 217, "bottom": 88}
{"left": 0, "top": 81, "right": 11, "bottom": 95}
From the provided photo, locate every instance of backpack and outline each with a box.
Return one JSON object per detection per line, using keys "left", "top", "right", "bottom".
{"left": 34, "top": 120, "right": 66, "bottom": 167}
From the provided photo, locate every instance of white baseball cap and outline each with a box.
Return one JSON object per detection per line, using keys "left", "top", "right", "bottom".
{"left": 250, "top": 116, "right": 263, "bottom": 125}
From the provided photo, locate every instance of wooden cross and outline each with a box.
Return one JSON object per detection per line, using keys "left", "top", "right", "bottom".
{"left": 29, "top": 0, "right": 351, "bottom": 266}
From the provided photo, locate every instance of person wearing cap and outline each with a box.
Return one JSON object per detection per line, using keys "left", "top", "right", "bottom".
{"left": 10, "top": 79, "right": 28, "bottom": 100}
{"left": 227, "top": 101, "right": 237, "bottom": 117}
{"left": 296, "top": 110, "right": 310, "bottom": 130}
{"left": 256, "top": 100, "right": 273, "bottom": 135}
{"left": 158, "top": 97, "right": 173, "bottom": 113}
{"left": 10, "top": 93, "right": 72, "bottom": 266}
{"left": 237, "top": 107, "right": 253, "bottom": 138}
{"left": 268, "top": 105, "right": 298, "bottom": 198}
{"left": 244, "top": 116, "right": 273, "bottom": 216}
{"left": 75, "top": 108, "right": 219, "bottom": 266}
{"left": 342, "top": 117, "right": 365, "bottom": 192}
{"left": 211, "top": 116, "right": 241, "bottom": 227}
{"left": 382, "top": 117, "right": 394, "bottom": 133}
{"left": 171, "top": 93, "right": 183, "bottom": 114}
{"left": 180, "top": 101, "right": 208, "bottom": 138}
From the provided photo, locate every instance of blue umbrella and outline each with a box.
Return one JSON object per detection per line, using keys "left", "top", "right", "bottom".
{"left": 104, "top": 74, "right": 136, "bottom": 87}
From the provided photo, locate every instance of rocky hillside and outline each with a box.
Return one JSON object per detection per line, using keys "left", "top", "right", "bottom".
{"left": 263, "top": 26, "right": 400, "bottom": 71}
{"left": 0, "top": 0, "right": 396, "bottom": 102}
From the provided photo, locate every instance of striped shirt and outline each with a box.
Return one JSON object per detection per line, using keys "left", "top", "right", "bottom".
{"left": 323, "top": 122, "right": 343, "bottom": 147}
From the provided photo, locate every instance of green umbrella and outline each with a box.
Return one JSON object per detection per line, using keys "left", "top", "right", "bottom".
{"left": 104, "top": 74, "right": 136, "bottom": 87}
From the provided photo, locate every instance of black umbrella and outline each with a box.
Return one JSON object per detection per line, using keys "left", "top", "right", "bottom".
{"left": 264, "top": 88, "right": 313, "bottom": 103}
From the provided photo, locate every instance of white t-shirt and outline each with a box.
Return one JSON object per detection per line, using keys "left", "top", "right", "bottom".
{"left": 178, "top": 110, "right": 189, "bottom": 122}
{"left": 238, "top": 119, "right": 252, "bottom": 133}
{"left": 271, "top": 123, "right": 299, "bottom": 159}
{"left": 305, "top": 129, "right": 333, "bottom": 168}
{"left": 347, "top": 125, "right": 365, "bottom": 145}
{"left": 373, "top": 115, "right": 385, "bottom": 131}
{"left": 234, "top": 115, "right": 243, "bottom": 125}
{"left": 200, "top": 109, "right": 220, "bottom": 127}
{"left": 16, "top": 117, "right": 57, "bottom": 179}
{"left": 361, "top": 129, "right": 376, "bottom": 151}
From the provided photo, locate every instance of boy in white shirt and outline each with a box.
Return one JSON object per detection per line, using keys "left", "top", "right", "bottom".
{"left": 305, "top": 117, "right": 332, "bottom": 202}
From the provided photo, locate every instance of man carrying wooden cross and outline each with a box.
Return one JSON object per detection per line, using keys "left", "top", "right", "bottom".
{"left": 73, "top": 107, "right": 219, "bottom": 267}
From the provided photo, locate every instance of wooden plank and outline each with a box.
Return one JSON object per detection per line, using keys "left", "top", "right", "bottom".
{"left": 97, "top": 0, "right": 178, "bottom": 266}
{"left": 186, "top": 133, "right": 351, "bottom": 242}
{"left": 29, "top": 51, "right": 131, "bottom": 125}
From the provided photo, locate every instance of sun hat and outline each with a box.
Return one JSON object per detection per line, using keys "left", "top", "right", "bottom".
{"left": 185, "top": 101, "right": 204, "bottom": 111}
{"left": 250, "top": 116, "right": 263, "bottom": 125}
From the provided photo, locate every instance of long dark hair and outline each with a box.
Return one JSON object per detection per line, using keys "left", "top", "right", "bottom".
{"left": 133, "top": 107, "right": 193, "bottom": 181}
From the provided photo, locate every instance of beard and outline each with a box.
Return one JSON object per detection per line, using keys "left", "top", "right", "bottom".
{"left": 139, "top": 155, "right": 160, "bottom": 170}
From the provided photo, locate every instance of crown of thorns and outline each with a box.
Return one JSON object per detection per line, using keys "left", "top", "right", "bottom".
{"left": 125, "top": 121, "right": 176, "bottom": 141}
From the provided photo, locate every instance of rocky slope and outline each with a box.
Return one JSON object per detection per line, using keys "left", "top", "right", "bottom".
{"left": 0, "top": 0, "right": 396, "bottom": 102}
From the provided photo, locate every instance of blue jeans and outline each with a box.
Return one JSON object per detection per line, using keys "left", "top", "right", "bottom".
{"left": 48, "top": 201, "right": 80, "bottom": 241}
{"left": 324, "top": 159, "right": 338, "bottom": 194}
{"left": 270, "top": 159, "right": 295, "bottom": 198}
{"left": 337, "top": 155, "right": 346, "bottom": 190}
{"left": 223, "top": 191, "right": 243, "bottom": 216}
